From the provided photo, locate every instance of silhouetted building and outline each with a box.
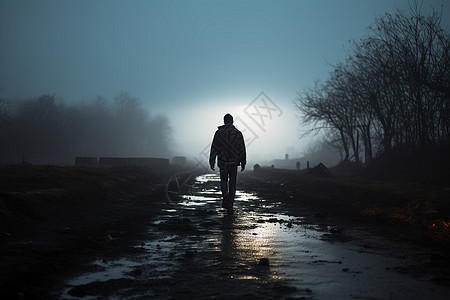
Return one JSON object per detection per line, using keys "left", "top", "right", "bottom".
{"left": 75, "top": 157, "right": 98, "bottom": 166}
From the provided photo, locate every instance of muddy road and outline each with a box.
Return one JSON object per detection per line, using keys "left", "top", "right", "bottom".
{"left": 59, "top": 173, "right": 449, "bottom": 299}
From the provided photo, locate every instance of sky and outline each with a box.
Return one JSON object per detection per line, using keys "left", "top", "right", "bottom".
{"left": 1, "top": 0, "right": 449, "bottom": 164}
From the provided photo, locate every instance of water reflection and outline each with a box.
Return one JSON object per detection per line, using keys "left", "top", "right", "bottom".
{"left": 189, "top": 174, "right": 285, "bottom": 283}
{"left": 59, "top": 174, "right": 348, "bottom": 298}
{"left": 61, "top": 173, "right": 450, "bottom": 300}
{"left": 218, "top": 213, "right": 235, "bottom": 260}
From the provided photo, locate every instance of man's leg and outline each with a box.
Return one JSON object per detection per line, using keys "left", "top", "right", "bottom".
{"left": 219, "top": 167, "right": 230, "bottom": 207}
{"left": 228, "top": 164, "right": 238, "bottom": 205}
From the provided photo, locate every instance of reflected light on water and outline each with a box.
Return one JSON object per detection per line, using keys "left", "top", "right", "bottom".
{"left": 184, "top": 174, "right": 289, "bottom": 282}
{"left": 61, "top": 173, "right": 450, "bottom": 300}
{"left": 194, "top": 173, "right": 220, "bottom": 183}
{"left": 62, "top": 173, "right": 308, "bottom": 298}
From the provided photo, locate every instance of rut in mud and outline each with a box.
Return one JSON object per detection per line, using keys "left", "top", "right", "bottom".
{"left": 60, "top": 173, "right": 450, "bottom": 300}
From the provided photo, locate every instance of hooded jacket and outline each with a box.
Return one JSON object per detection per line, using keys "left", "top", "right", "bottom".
{"left": 209, "top": 124, "right": 246, "bottom": 168}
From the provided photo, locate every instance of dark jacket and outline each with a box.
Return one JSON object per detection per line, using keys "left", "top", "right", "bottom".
{"left": 209, "top": 124, "right": 246, "bottom": 168}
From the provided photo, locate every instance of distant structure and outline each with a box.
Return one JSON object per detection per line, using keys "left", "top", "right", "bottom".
{"left": 97, "top": 157, "right": 128, "bottom": 166}
{"left": 270, "top": 157, "right": 301, "bottom": 170}
{"left": 75, "top": 157, "right": 97, "bottom": 166}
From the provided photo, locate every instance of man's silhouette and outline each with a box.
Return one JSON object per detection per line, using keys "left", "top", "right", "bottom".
{"left": 210, "top": 113, "right": 246, "bottom": 211}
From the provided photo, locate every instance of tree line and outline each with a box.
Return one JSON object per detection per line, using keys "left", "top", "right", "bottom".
{"left": 0, "top": 93, "right": 172, "bottom": 165}
{"left": 296, "top": 1, "right": 450, "bottom": 165}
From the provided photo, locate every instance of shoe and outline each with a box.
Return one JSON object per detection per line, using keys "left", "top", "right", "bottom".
{"left": 226, "top": 197, "right": 234, "bottom": 211}
{"left": 222, "top": 194, "right": 230, "bottom": 208}
{"left": 226, "top": 201, "right": 233, "bottom": 211}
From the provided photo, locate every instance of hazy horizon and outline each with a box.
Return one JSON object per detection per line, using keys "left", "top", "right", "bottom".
{"left": 1, "top": 0, "right": 449, "bottom": 166}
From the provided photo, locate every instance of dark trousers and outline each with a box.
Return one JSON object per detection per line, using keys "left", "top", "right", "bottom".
{"left": 219, "top": 163, "right": 238, "bottom": 202}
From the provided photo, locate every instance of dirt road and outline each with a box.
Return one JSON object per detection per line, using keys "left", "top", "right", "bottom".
{"left": 59, "top": 173, "right": 450, "bottom": 300}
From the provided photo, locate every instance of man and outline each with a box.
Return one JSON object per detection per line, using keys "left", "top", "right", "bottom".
{"left": 210, "top": 113, "right": 246, "bottom": 211}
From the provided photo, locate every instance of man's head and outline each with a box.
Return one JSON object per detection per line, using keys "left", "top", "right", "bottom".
{"left": 224, "top": 113, "right": 233, "bottom": 125}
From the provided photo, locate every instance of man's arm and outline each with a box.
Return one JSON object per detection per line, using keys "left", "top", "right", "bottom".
{"left": 238, "top": 131, "right": 246, "bottom": 171}
{"left": 209, "top": 132, "right": 218, "bottom": 171}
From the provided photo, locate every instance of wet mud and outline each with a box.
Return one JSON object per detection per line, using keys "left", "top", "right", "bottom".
{"left": 58, "top": 173, "right": 450, "bottom": 300}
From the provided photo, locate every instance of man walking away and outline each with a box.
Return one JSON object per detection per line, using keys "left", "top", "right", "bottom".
{"left": 209, "top": 113, "right": 246, "bottom": 211}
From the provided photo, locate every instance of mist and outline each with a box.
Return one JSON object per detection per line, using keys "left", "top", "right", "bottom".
{"left": 0, "top": 93, "right": 172, "bottom": 165}
{"left": 1, "top": 0, "right": 449, "bottom": 168}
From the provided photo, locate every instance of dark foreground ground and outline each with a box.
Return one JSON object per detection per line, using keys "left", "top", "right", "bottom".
{"left": 0, "top": 165, "right": 177, "bottom": 299}
{"left": 0, "top": 164, "right": 449, "bottom": 299}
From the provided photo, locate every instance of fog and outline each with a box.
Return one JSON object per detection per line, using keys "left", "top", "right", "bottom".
{"left": 1, "top": 1, "right": 449, "bottom": 167}
{"left": 168, "top": 95, "right": 312, "bottom": 167}
{"left": 0, "top": 91, "right": 337, "bottom": 168}
{"left": 0, "top": 94, "right": 171, "bottom": 165}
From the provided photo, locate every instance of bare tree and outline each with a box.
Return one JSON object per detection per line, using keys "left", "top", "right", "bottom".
{"left": 296, "top": 0, "right": 450, "bottom": 165}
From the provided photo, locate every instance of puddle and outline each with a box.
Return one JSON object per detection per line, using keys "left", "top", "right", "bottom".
{"left": 61, "top": 173, "right": 450, "bottom": 299}
{"left": 66, "top": 259, "right": 139, "bottom": 286}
